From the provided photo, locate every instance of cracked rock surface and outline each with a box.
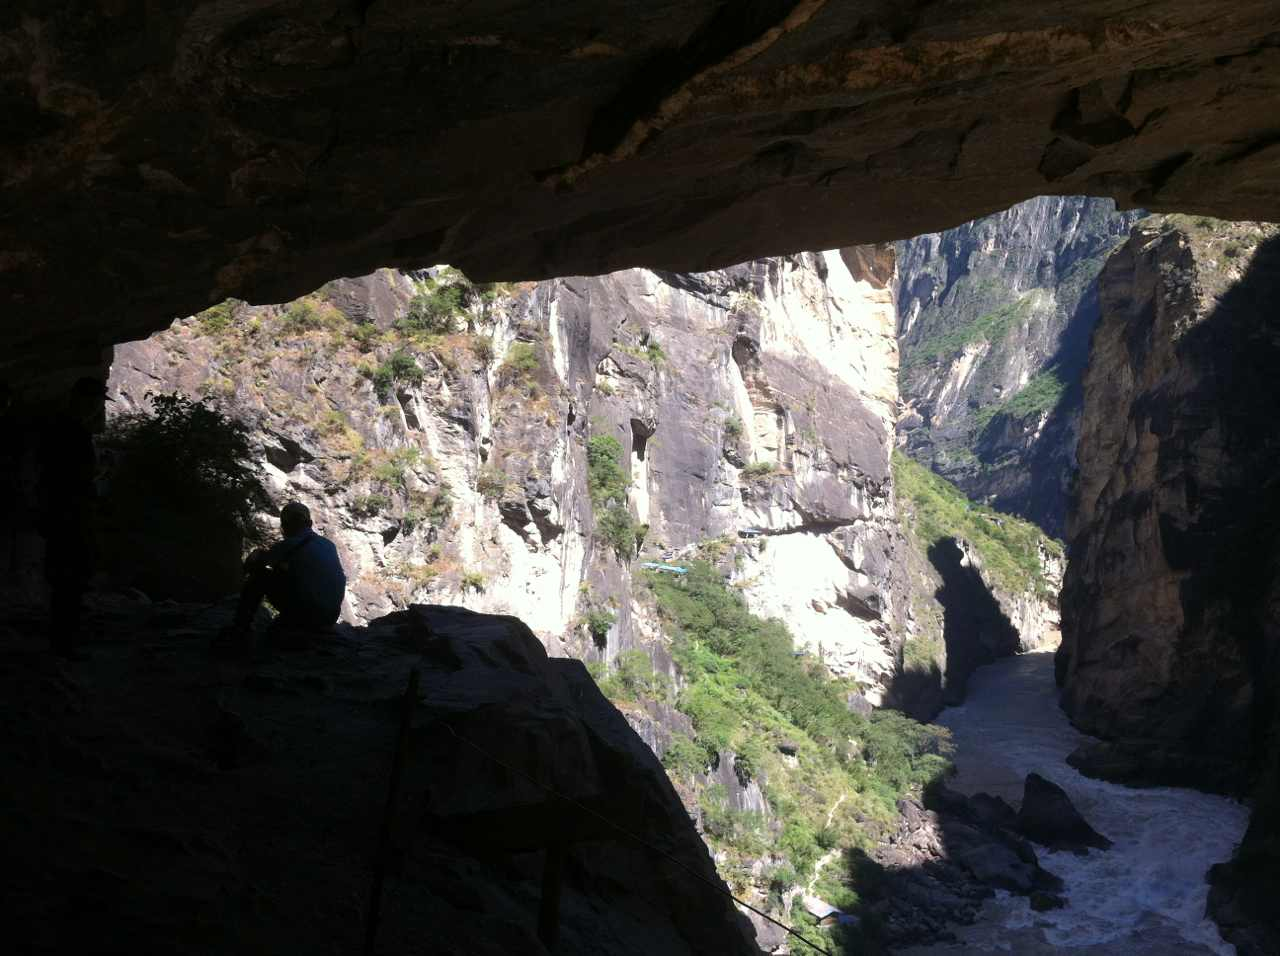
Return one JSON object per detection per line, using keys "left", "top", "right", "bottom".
{"left": 5, "top": 2, "right": 1280, "bottom": 387}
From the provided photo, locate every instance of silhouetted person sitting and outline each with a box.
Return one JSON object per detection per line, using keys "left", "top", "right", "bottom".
{"left": 220, "top": 501, "right": 346, "bottom": 652}
{"left": 39, "top": 377, "right": 109, "bottom": 658}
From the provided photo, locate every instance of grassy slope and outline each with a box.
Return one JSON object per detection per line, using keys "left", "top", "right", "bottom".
{"left": 597, "top": 558, "right": 954, "bottom": 951}
{"left": 892, "top": 450, "right": 1062, "bottom": 598}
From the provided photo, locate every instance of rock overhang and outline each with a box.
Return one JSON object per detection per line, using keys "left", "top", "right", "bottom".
{"left": 4, "top": 1, "right": 1280, "bottom": 391}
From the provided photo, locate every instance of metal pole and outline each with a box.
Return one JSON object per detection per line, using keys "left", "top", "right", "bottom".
{"left": 364, "top": 667, "right": 419, "bottom": 956}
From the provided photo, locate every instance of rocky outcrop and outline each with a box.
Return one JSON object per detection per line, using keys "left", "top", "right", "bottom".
{"left": 896, "top": 196, "right": 1142, "bottom": 536}
{"left": 861, "top": 787, "right": 1065, "bottom": 948}
{"left": 1014, "top": 773, "right": 1111, "bottom": 854}
{"left": 0, "top": 593, "right": 760, "bottom": 954}
{"left": 6, "top": 4, "right": 1280, "bottom": 392}
{"left": 1057, "top": 216, "right": 1280, "bottom": 953}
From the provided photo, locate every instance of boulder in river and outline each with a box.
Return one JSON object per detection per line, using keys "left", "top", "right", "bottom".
{"left": 1015, "top": 773, "right": 1113, "bottom": 854}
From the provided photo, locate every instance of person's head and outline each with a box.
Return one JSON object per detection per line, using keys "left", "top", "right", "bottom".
{"left": 68, "top": 376, "right": 111, "bottom": 430}
{"left": 280, "top": 501, "right": 312, "bottom": 538}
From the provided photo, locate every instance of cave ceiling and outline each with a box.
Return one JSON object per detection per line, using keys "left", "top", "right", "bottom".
{"left": 3, "top": 1, "right": 1280, "bottom": 385}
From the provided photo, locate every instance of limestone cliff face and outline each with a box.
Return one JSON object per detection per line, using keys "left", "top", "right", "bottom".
{"left": 1057, "top": 217, "right": 1280, "bottom": 954}
{"left": 896, "top": 196, "right": 1141, "bottom": 536}
{"left": 109, "top": 249, "right": 908, "bottom": 698}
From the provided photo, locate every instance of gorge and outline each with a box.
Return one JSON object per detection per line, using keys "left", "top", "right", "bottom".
{"left": 2, "top": 199, "right": 1267, "bottom": 954}
{"left": 4, "top": 5, "right": 1280, "bottom": 955}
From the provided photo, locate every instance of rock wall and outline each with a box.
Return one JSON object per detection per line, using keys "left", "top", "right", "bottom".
{"left": 108, "top": 249, "right": 909, "bottom": 698}
{"left": 7, "top": 2, "right": 1280, "bottom": 395}
{"left": 896, "top": 196, "right": 1141, "bottom": 535}
{"left": 1057, "top": 216, "right": 1280, "bottom": 954}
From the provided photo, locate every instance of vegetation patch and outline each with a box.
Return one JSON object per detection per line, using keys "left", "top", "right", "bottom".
{"left": 500, "top": 340, "right": 540, "bottom": 377}
{"left": 597, "top": 649, "right": 670, "bottom": 703}
{"left": 402, "top": 485, "right": 453, "bottom": 530}
{"left": 611, "top": 558, "right": 953, "bottom": 933}
{"left": 901, "top": 295, "right": 1034, "bottom": 369}
{"left": 741, "top": 461, "right": 777, "bottom": 480}
{"left": 583, "top": 607, "right": 616, "bottom": 645}
{"left": 893, "top": 450, "right": 1062, "bottom": 597}
{"left": 971, "top": 368, "right": 1068, "bottom": 439}
{"left": 586, "top": 433, "right": 639, "bottom": 559}
{"left": 195, "top": 299, "right": 243, "bottom": 336}
{"left": 368, "top": 350, "right": 424, "bottom": 400}
{"left": 104, "top": 392, "right": 271, "bottom": 547}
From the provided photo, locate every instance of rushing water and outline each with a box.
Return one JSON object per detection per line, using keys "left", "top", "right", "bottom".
{"left": 902, "top": 651, "right": 1251, "bottom": 955}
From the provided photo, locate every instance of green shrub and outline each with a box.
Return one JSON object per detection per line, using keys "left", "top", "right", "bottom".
{"left": 501, "top": 341, "right": 540, "bottom": 376}
{"left": 195, "top": 299, "right": 242, "bottom": 336}
{"left": 353, "top": 492, "right": 390, "bottom": 516}
{"left": 460, "top": 570, "right": 486, "bottom": 593}
{"left": 598, "top": 648, "right": 670, "bottom": 703}
{"left": 372, "top": 446, "right": 420, "bottom": 489}
{"left": 351, "top": 321, "right": 383, "bottom": 352}
{"left": 372, "top": 350, "right": 423, "bottom": 400}
{"left": 645, "top": 341, "right": 666, "bottom": 365}
{"left": 586, "top": 434, "right": 628, "bottom": 506}
{"left": 741, "top": 461, "right": 776, "bottom": 480}
{"left": 597, "top": 502, "right": 638, "bottom": 560}
{"left": 723, "top": 416, "right": 743, "bottom": 440}
{"left": 403, "top": 484, "right": 452, "bottom": 530}
{"left": 280, "top": 297, "right": 342, "bottom": 333}
{"left": 662, "top": 732, "right": 708, "bottom": 778}
{"left": 779, "top": 819, "right": 821, "bottom": 878}
{"left": 586, "top": 433, "right": 637, "bottom": 559}
{"left": 400, "top": 280, "right": 466, "bottom": 335}
{"left": 102, "top": 393, "right": 272, "bottom": 573}
{"left": 893, "top": 450, "right": 1062, "bottom": 597}
{"left": 476, "top": 464, "right": 509, "bottom": 500}
{"left": 584, "top": 607, "right": 616, "bottom": 643}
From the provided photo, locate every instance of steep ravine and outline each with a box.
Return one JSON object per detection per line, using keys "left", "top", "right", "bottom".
{"left": 103, "top": 245, "right": 1066, "bottom": 952}
{"left": 901, "top": 654, "right": 1251, "bottom": 956}
{"left": 896, "top": 196, "right": 1142, "bottom": 537}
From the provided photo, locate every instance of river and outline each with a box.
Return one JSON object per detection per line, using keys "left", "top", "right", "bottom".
{"left": 900, "top": 651, "right": 1251, "bottom": 955}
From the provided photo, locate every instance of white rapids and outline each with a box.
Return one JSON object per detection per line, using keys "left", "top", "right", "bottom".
{"left": 902, "top": 651, "right": 1251, "bottom": 955}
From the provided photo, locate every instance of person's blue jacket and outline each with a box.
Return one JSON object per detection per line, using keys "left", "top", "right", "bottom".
{"left": 265, "top": 529, "right": 346, "bottom": 622}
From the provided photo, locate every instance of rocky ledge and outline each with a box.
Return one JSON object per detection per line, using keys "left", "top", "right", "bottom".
{"left": 0, "top": 594, "right": 758, "bottom": 955}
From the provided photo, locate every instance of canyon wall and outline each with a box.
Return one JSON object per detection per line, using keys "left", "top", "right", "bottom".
{"left": 110, "top": 250, "right": 916, "bottom": 696}
{"left": 896, "top": 196, "right": 1141, "bottom": 536}
{"left": 1057, "top": 216, "right": 1280, "bottom": 954}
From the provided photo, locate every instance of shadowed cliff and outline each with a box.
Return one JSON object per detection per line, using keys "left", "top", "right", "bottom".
{"left": 1058, "top": 220, "right": 1280, "bottom": 954}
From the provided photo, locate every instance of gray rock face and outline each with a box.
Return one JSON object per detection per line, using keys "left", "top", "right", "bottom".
{"left": 1057, "top": 216, "right": 1280, "bottom": 954}
{"left": 108, "top": 249, "right": 914, "bottom": 700}
{"left": 896, "top": 196, "right": 1142, "bottom": 536}
{"left": 1058, "top": 217, "right": 1280, "bottom": 770}
{"left": 1014, "top": 773, "right": 1111, "bottom": 854}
